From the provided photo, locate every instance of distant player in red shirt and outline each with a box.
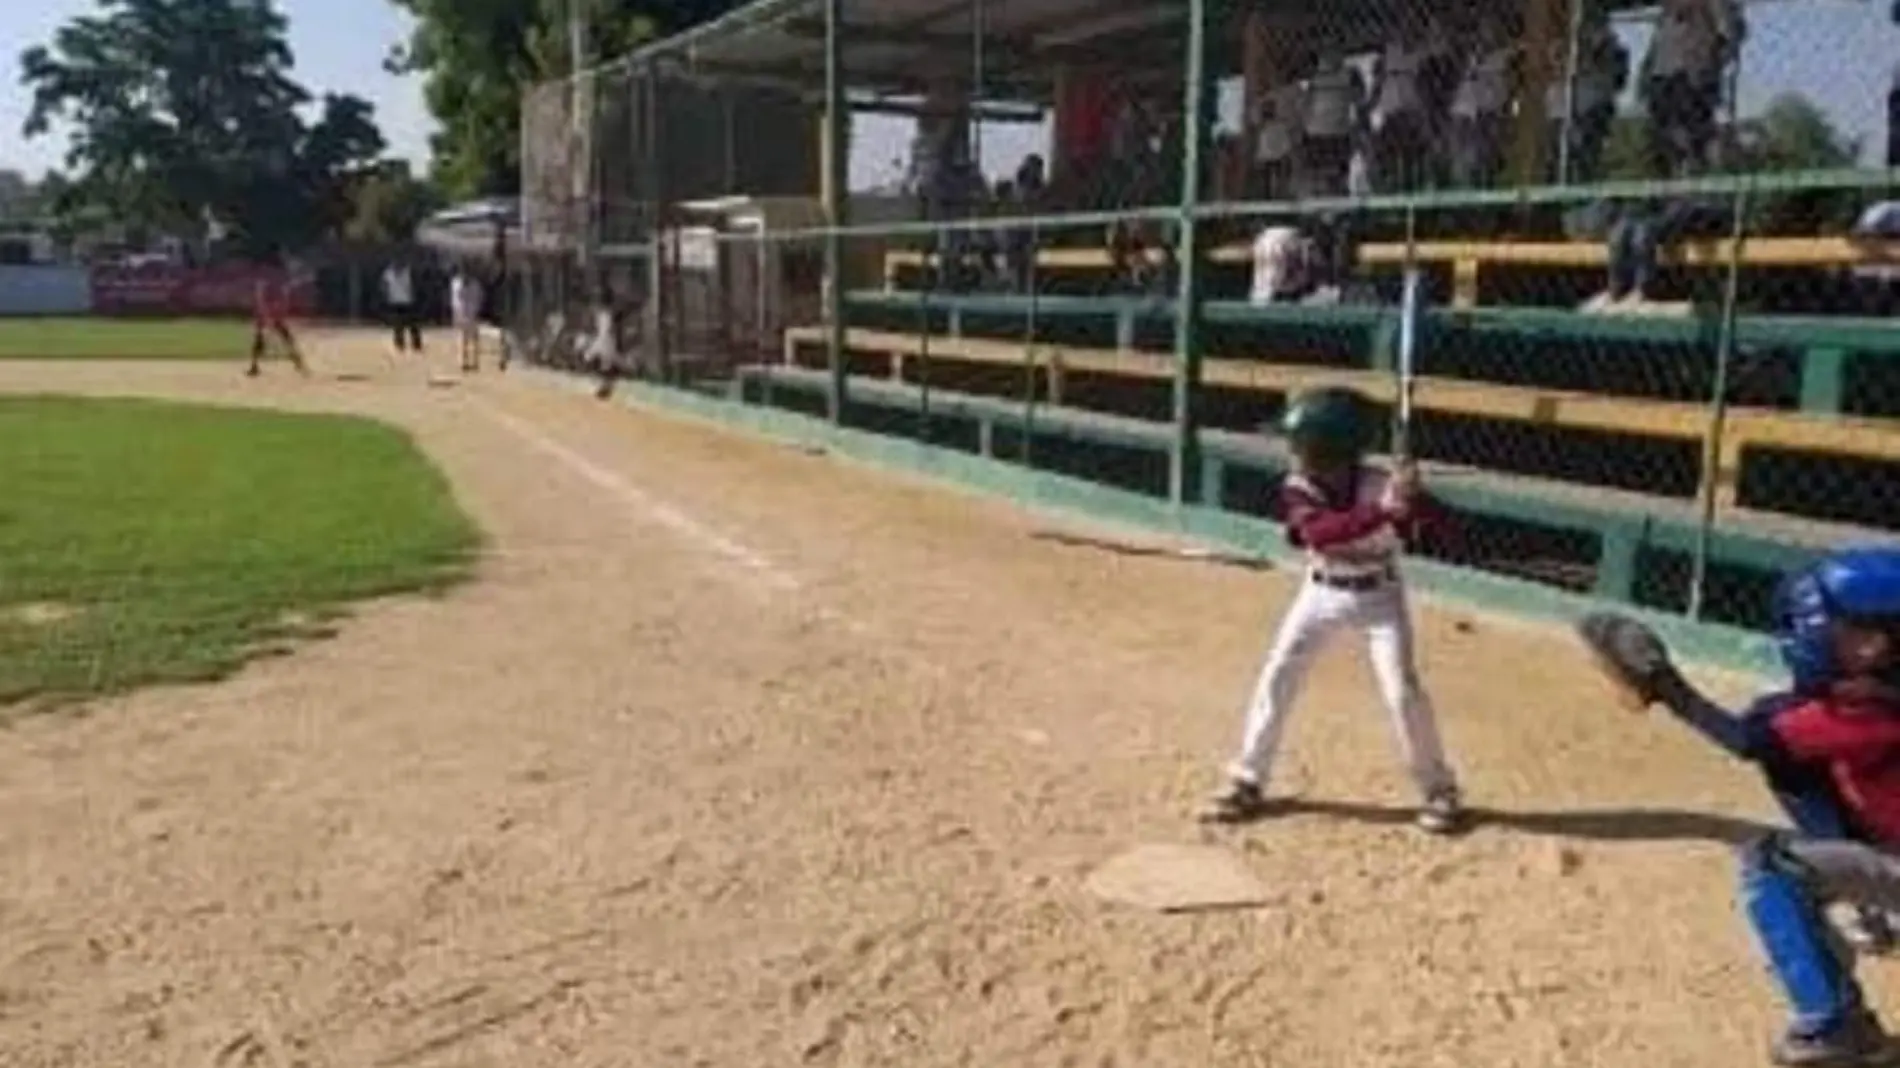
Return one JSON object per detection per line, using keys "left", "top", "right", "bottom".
{"left": 1633, "top": 546, "right": 1900, "bottom": 1065}
{"left": 247, "top": 254, "right": 308, "bottom": 378}
{"left": 1201, "top": 386, "right": 1465, "bottom": 835}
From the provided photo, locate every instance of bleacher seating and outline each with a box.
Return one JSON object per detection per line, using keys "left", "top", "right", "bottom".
{"left": 704, "top": 284, "right": 1900, "bottom": 633}
{"left": 732, "top": 363, "right": 1861, "bottom": 631}
{"left": 1357, "top": 236, "right": 1900, "bottom": 308}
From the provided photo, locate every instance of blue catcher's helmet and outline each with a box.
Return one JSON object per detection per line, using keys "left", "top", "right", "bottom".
{"left": 1775, "top": 546, "right": 1900, "bottom": 692}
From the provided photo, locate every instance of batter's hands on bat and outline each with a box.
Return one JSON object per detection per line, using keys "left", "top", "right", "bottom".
{"left": 1381, "top": 458, "right": 1421, "bottom": 516}
{"left": 1575, "top": 611, "right": 1683, "bottom": 712}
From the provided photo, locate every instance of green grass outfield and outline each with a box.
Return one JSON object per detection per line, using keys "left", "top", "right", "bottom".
{"left": 0, "top": 316, "right": 250, "bottom": 360}
{"left": 0, "top": 395, "right": 480, "bottom": 708}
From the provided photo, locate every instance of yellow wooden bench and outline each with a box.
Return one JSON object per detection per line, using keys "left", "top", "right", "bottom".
{"left": 882, "top": 234, "right": 1900, "bottom": 304}
{"left": 1358, "top": 237, "right": 1900, "bottom": 309}
{"left": 783, "top": 324, "right": 1900, "bottom": 509}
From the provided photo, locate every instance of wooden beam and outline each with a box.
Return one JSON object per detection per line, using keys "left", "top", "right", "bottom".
{"left": 1359, "top": 236, "right": 1900, "bottom": 269}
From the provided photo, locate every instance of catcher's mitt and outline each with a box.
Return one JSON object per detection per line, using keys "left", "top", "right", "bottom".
{"left": 1575, "top": 611, "right": 1680, "bottom": 712}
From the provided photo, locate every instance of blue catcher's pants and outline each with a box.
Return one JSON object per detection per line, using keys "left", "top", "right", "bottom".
{"left": 1741, "top": 832, "right": 1900, "bottom": 1036}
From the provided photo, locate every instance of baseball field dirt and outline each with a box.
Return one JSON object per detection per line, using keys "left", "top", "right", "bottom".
{"left": 0, "top": 332, "right": 1882, "bottom": 1068}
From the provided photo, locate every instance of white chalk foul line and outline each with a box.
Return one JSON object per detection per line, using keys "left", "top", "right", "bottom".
{"left": 475, "top": 400, "right": 800, "bottom": 594}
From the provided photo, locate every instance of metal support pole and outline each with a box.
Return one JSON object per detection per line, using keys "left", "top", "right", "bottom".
{"left": 1168, "top": 0, "right": 1210, "bottom": 506}
{"left": 970, "top": 0, "right": 985, "bottom": 176}
{"left": 1557, "top": 0, "right": 1584, "bottom": 185}
{"left": 1687, "top": 183, "right": 1752, "bottom": 622}
{"left": 569, "top": 0, "right": 594, "bottom": 277}
{"left": 1021, "top": 221, "right": 1040, "bottom": 466}
{"left": 643, "top": 66, "right": 667, "bottom": 381}
{"left": 823, "top": 0, "right": 849, "bottom": 423}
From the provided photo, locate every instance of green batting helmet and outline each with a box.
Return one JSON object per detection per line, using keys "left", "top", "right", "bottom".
{"left": 1280, "top": 386, "right": 1372, "bottom": 461}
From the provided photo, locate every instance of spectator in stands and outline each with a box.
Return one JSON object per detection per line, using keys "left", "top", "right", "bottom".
{"left": 1850, "top": 200, "right": 1900, "bottom": 317}
{"left": 1249, "top": 224, "right": 1317, "bottom": 305}
{"left": 1640, "top": 0, "right": 1744, "bottom": 178}
{"left": 1420, "top": 13, "right": 1464, "bottom": 180}
{"left": 1299, "top": 49, "right": 1366, "bottom": 198}
{"left": 1547, "top": 3, "right": 1629, "bottom": 185}
{"left": 1370, "top": 15, "right": 1445, "bottom": 193}
{"left": 1449, "top": 20, "right": 1521, "bottom": 189}
{"left": 1580, "top": 194, "right": 1729, "bottom": 312}
{"left": 910, "top": 88, "right": 982, "bottom": 292}
{"left": 1253, "top": 61, "right": 1310, "bottom": 201}
{"left": 1002, "top": 155, "right": 1045, "bottom": 294}
{"left": 1108, "top": 96, "right": 1159, "bottom": 207}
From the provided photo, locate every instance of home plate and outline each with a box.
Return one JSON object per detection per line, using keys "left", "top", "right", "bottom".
{"left": 1084, "top": 844, "right": 1273, "bottom": 913}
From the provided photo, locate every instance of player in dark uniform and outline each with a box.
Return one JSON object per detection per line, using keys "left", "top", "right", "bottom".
{"left": 1641, "top": 546, "right": 1900, "bottom": 1065}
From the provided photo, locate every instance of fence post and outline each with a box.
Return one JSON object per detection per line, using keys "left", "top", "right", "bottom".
{"left": 1020, "top": 220, "right": 1041, "bottom": 466}
{"left": 1168, "top": 0, "right": 1210, "bottom": 507}
{"left": 822, "top": 0, "right": 848, "bottom": 424}
{"left": 1687, "top": 182, "right": 1753, "bottom": 622}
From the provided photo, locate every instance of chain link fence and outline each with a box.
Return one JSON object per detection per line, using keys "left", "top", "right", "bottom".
{"left": 519, "top": 0, "right": 1900, "bottom": 636}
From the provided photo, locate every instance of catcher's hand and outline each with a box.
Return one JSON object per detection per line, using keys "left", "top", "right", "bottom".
{"left": 1575, "top": 611, "right": 1680, "bottom": 712}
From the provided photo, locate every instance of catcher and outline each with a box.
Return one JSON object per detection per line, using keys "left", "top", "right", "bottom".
{"left": 1578, "top": 545, "right": 1900, "bottom": 1066}
{"left": 1202, "top": 386, "right": 1465, "bottom": 835}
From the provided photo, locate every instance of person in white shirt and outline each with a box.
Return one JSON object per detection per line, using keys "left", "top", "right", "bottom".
{"left": 1850, "top": 201, "right": 1900, "bottom": 317}
{"left": 449, "top": 264, "right": 485, "bottom": 372}
{"left": 1249, "top": 225, "right": 1316, "bottom": 305}
{"left": 381, "top": 255, "right": 422, "bottom": 354}
{"left": 1641, "top": 0, "right": 1744, "bottom": 177}
{"left": 1546, "top": 5, "right": 1629, "bottom": 185}
{"left": 1449, "top": 23, "right": 1519, "bottom": 188}
{"left": 1299, "top": 50, "right": 1365, "bottom": 198}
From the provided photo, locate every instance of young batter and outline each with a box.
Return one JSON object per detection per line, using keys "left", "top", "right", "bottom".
{"left": 1632, "top": 546, "right": 1900, "bottom": 1065}
{"left": 1203, "top": 387, "right": 1464, "bottom": 834}
{"left": 247, "top": 257, "right": 308, "bottom": 378}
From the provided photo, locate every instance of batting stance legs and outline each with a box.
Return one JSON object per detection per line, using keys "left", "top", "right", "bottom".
{"left": 1228, "top": 578, "right": 1458, "bottom": 802}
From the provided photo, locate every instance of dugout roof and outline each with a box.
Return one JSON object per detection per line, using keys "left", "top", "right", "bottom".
{"left": 628, "top": 0, "right": 1663, "bottom": 101}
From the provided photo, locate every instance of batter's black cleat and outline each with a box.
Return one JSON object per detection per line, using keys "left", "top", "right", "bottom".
{"left": 1199, "top": 780, "right": 1274, "bottom": 825}
{"left": 1772, "top": 1011, "right": 1900, "bottom": 1067}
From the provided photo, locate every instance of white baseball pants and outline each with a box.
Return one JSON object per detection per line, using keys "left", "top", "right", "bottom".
{"left": 1228, "top": 575, "right": 1457, "bottom": 798}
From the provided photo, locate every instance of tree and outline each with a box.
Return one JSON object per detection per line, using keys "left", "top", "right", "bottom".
{"left": 342, "top": 161, "right": 445, "bottom": 244}
{"left": 19, "top": 0, "right": 390, "bottom": 256}
{"left": 0, "top": 171, "right": 33, "bottom": 221}
{"left": 387, "top": 0, "right": 746, "bottom": 200}
{"left": 1596, "top": 92, "right": 1860, "bottom": 185}
{"left": 1730, "top": 93, "right": 1861, "bottom": 174}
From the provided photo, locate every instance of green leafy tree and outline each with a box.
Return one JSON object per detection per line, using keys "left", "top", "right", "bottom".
{"left": 1597, "top": 92, "right": 1859, "bottom": 184}
{"left": 19, "top": 0, "right": 391, "bottom": 256}
{"left": 342, "top": 160, "right": 445, "bottom": 244}
{"left": 387, "top": 0, "right": 745, "bottom": 200}
{"left": 1729, "top": 93, "right": 1862, "bottom": 174}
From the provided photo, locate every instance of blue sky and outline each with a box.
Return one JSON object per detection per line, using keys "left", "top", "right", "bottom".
{"left": 0, "top": 0, "right": 433, "bottom": 178}
{"left": 2, "top": 0, "right": 1894, "bottom": 188}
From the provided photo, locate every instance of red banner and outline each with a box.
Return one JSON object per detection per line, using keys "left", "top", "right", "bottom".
{"left": 89, "top": 262, "right": 316, "bottom": 316}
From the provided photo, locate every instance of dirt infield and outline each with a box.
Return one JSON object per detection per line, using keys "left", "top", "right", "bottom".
{"left": 0, "top": 332, "right": 1887, "bottom": 1067}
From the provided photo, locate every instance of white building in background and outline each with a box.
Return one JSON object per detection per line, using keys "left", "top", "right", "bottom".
{"left": 0, "top": 224, "right": 59, "bottom": 265}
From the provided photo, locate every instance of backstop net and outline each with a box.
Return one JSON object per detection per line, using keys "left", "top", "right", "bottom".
{"left": 520, "top": 0, "right": 1899, "bottom": 636}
